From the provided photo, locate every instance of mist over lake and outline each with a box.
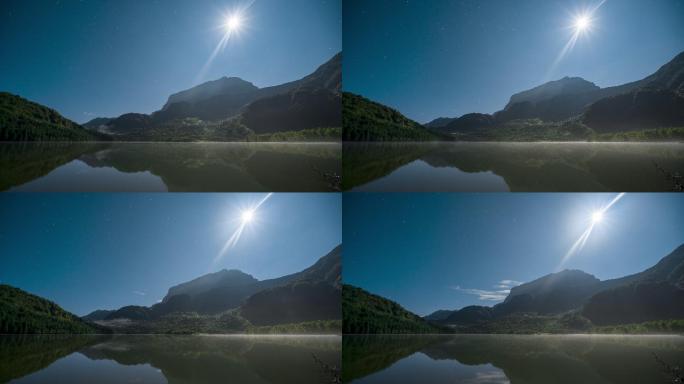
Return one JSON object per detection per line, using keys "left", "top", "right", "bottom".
{"left": 0, "top": 142, "right": 341, "bottom": 192}
{"left": 344, "top": 334, "right": 684, "bottom": 384}
{"left": 2, "top": 334, "right": 341, "bottom": 384}
{"left": 344, "top": 142, "right": 684, "bottom": 192}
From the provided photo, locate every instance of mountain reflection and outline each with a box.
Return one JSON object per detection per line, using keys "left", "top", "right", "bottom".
{"left": 344, "top": 142, "right": 684, "bottom": 192}
{"left": 2, "top": 335, "right": 341, "bottom": 384}
{"left": 1, "top": 142, "right": 341, "bottom": 192}
{"left": 343, "top": 334, "right": 684, "bottom": 384}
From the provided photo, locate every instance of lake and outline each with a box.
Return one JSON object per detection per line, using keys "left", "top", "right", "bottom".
{"left": 1, "top": 334, "right": 341, "bottom": 384}
{"left": 344, "top": 142, "right": 684, "bottom": 192}
{"left": 0, "top": 142, "right": 341, "bottom": 192}
{"left": 343, "top": 334, "right": 684, "bottom": 384}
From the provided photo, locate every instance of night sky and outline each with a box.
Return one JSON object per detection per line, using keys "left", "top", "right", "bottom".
{"left": 344, "top": 0, "right": 684, "bottom": 123}
{"left": 344, "top": 193, "right": 684, "bottom": 316}
{"left": 0, "top": 193, "right": 341, "bottom": 315}
{"left": 0, "top": 0, "right": 341, "bottom": 122}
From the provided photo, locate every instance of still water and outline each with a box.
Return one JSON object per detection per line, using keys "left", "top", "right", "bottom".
{"left": 0, "top": 142, "right": 341, "bottom": 192}
{"left": 343, "top": 334, "right": 684, "bottom": 384}
{"left": 1, "top": 334, "right": 340, "bottom": 384}
{"left": 344, "top": 142, "right": 684, "bottom": 192}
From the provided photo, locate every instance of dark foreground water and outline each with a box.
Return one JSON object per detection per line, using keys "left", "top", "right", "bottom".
{"left": 344, "top": 142, "right": 684, "bottom": 192}
{"left": 0, "top": 142, "right": 341, "bottom": 192}
{"left": 343, "top": 334, "right": 684, "bottom": 384}
{"left": 1, "top": 334, "right": 340, "bottom": 384}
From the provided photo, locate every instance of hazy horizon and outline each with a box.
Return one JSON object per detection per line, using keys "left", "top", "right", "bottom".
{"left": 344, "top": 0, "right": 684, "bottom": 123}
{"left": 0, "top": 0, "right": 342, "bottom": 123}
{"left": 344, "top": 193, "right": 684, "bottom": 316}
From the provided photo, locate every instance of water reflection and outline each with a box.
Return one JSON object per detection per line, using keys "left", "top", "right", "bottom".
{"left": 2, "top": 334, "right": 341, "bottom": 384}
{"left": 0, "top": 142, "right": 341, "bottom": 192}
{"left": 344, "top": 142, "right": 684, "bottom": 192}
{"left": 343, "top": 334, "right": 684, "bottom": 384}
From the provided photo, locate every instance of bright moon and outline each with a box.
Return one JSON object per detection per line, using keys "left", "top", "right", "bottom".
{"left": 592, "top": 211, "right": 604, "bottom": 223}
{"left": 575, "top": 15, "right": 590, "bottom": 32}
{"left": 241, "top": 209, "right": 254, "bottom": 223}
{"left": 225, "top": 14, "right": 242, "bottom": 32}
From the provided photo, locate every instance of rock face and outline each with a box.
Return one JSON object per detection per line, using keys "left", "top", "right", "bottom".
{"left": 432, "top": 50, "right": 684, "bottom": 134}
{"left": 161, "top": 77, "right": 260, "bottom": 111}
{"left": 495, "top": 269, "right": 602, "bottom": 315}
{"left": 101, "top": 245, "right": 342, "bottom": 325}
{"left": 431, "top": 244, "right": 684, "bottom": 327}
{"left": 494, "top": 78, "right": 599, "bottom": 123}
{"left": 101, "top": 53, "right": 342, "bottom": 136}
{"left": 162, "top": 269, "right": 259, "bottom": 303}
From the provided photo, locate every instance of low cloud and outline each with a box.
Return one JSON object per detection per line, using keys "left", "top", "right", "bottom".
{"left": 451, "top": 280, "right": 523, "bottom": 302}
{"left": 132, "top": 291, "right": 146, "bottom": 296}
{"left": 494, "top": 280, "right": 523, "bottom": 289}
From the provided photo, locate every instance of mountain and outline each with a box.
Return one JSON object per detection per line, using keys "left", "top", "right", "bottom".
{"left": 0, "top": 92, "right": 102, "bottom": 141}
{"left": 241, "top": 281, "right": 341, "bottom": 326}
{"left": 441, "top": 113, "right": 496, "bottom": 133}
{"left": 83, "top": 117, "right": 114, "bottom": 132}
{"left": 583, "top": 281, "right": 684, "bottom": 325}
{"left": 431, "top": 244, "right": 684, "bottom": 329}
{"left": 494, "top": 269, "right": 602, "bottom": 316}
{"left": 162, "top": 269, "right": 258, "bottom": 303}
{"left": 241, "top": 87, "right": 341, "bottom": 134}
{"left": 342, "top": 92, "right": 442, "bottom": 141}
{"left": 494, "top": 77, "right": 602, "bottom": 122}
{"left": 240, "top": 245, "right": 341, "bottom": 325}
{"left": 82, "top": 309, "right": 115, "bottom": 322}
{"left": 424, "top": 117, "right": 456, "bottom": 129}
{"left": 101, "top": 245, "right": 342, "bottom": 329}
{"left": 582, "top": 51, "right": 684, "bottom": 131}
{"left": 427, "top": 50, "right": 684, "bottom": 138}
{"left": 581, "top": 244, "right": 684, "bottom": 325}
{"left": 342, "top": 284, "right": 439, "bottom": 334}
{"left": 0, "top": 284, "right": 98, "bottom": 334}
{"left": 161, "top": 77, "right": 259, "bottom": 112}
{"left": 423, "top": 309, "right": 453, "bottom": 322}
{"left": 101, "top": 53, "right": 342, "bottom": 139}
{"left": 443, "top": 305, "right": 494, "bottom": 325}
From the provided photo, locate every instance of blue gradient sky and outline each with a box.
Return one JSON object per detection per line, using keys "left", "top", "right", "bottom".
{"left": 0, "top": 193, "right": 341, "bottom": 315}
{"left": 0, "top": 0, "right": 341, "bottom": 123}
{"left": 344, "top": 0, "right": 684, "bottom": 123}
{"left": 344, "top": 193, "right": 684, "bottom": 316}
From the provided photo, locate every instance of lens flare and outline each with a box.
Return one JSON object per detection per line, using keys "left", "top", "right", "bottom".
{"left": 213, "top": 193, "right": 273, "bottom": 266}
{"left": 241, "top": 209, "right": 254, "bottom": 223}
{"left": 546, "top": 0, "right": 606, "bottom": 80}
{"left": 194, "top": 0, "right": 256, "bottom": 85}
{"left": 557, "top": 193, "right": 624, "bottom": 270}
{"left": 225, "top": 14, "right": 242, "bottom": 33}
{"left": 574, "top": 15, "right": 590, "bottom": 32}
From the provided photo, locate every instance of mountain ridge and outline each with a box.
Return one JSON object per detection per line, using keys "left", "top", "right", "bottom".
{"left": 0, "top": 92, "right": 104, "bottom": 141}
{"left": 420, "top": 50, "right": 684, "bottom": 137}
{"left": 427, "top": 243, "right": 684, "bottom": 327}
{"left": 93, "top": 53, "right": 342, "bottom": 138}
{"left": 91, "top": 245, "right": 342, "bottom": 324}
